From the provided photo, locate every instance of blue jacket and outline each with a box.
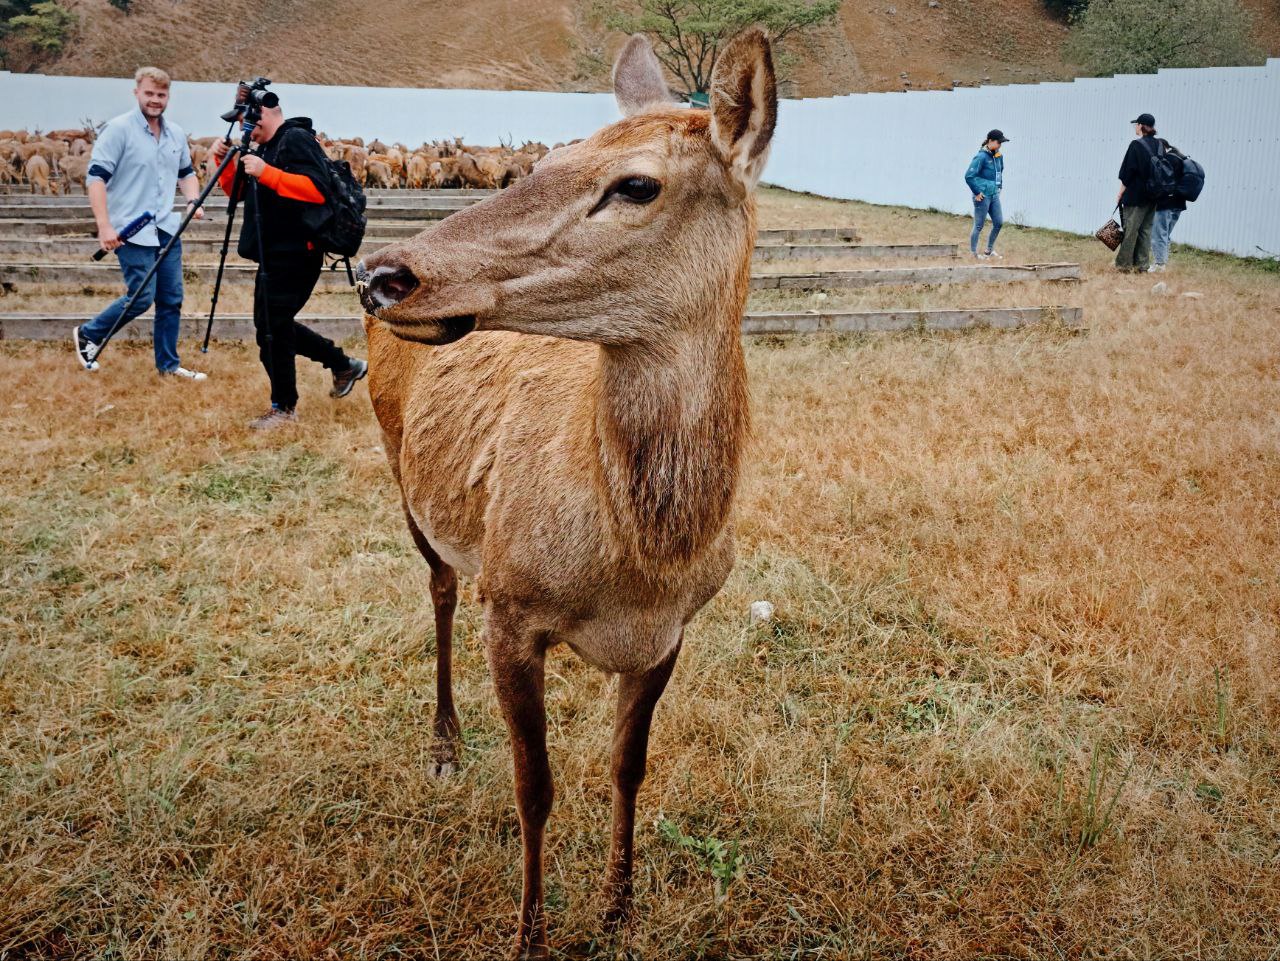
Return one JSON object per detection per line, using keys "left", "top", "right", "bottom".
{"left": 965, "top": 148, "right": 1003, "bottom": 198}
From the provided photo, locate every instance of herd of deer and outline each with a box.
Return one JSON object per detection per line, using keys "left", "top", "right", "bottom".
{"left": 11, "top": 28, "right": 777, "bottom": 957}
{"left": 0, "top": 125, "right": 555, "bottom": 194}
{"left": 0, "top": 128, "right": 95, "bottom": 195}
{"left": 323, "top": 136, "right": 553, "bottom": 190}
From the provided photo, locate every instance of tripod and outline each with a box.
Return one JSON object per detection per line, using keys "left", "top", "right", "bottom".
{"left": 89, "top": 115, "right": 275, "bottom": 373}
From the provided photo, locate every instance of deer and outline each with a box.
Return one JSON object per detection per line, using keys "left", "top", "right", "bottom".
{"left": 355, "top": 28, "right": 776, "bottom": 959}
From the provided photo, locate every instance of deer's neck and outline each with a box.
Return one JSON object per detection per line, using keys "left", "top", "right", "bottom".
{"left": 593, "top": 248, "right": 751, "bottom": 572}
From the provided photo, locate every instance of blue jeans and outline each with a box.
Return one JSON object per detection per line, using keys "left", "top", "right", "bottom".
{"left": 1151, "top": 209, "right": 1181, "bottom": 266}
{"left": 81, "top": 229, "right": 184, "bottom": 372}
{"left": 970, "top": 193, "right": 1003, "bottom": 253}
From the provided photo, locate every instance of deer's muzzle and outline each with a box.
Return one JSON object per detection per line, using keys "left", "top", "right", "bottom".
{"left": 357, "top": 262, "right": 420, "bottom": 314}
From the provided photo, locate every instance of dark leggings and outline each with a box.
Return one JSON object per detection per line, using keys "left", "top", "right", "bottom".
{"left": 254, "top": 254, "right": 348, "bottom": 410}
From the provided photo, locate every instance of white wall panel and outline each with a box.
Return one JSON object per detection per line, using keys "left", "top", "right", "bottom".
{"left": 1, "top": 61, "right": 1276, "bottom": 256}
{"left": 766, "top": 60, "right": 1280, "bottom": 257}
{"left": 0, "top": 72, "right": 619, "bottom": 149}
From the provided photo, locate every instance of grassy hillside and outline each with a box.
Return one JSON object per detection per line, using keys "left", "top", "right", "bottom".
{"left": 35, "top": 0, "right": 1280, "bottom": 96}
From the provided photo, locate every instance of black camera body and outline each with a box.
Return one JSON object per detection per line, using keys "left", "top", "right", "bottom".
{"left": 220, "top": 77, "right": 280, "bottom": 124}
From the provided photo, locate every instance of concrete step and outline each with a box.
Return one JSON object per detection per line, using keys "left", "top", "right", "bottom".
{"left": 0, "top": 203, "right": 468, "bottom": 221}
{"left": 0, "top": 188, "right": 495, "bottom": 205}
{"left": 0, "top": 237, "right": 950, "bottom": 262}
{"left": 749, "top": 263, "right": 1083, "bottom": 290}
{"left": 0, "top": 306, "right": 1084, "bottom": 342}
{"left": 8, "top": 222, "right": 863, "bottom": 246}
{"left": 0, "top": 260, "right": 1078, "bottom": 290}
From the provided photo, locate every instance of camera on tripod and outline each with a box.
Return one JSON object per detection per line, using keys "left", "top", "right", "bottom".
{"left": 220, "top": 77, "right": 279, "bottom": 124}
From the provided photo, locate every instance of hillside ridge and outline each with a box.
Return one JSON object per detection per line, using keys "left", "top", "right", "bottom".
{"left": 28, "top": 0, "right": 1280, "bottom": 97}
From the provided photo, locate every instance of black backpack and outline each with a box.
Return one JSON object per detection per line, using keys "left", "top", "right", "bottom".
{"left": 1140, "top": 137, "right": 1179, "bottom": 200}
{"left": 310, "top": 157, "right": 368, "bottom": 258}
{"left": 1169, "top": 147, "right": 1206, "bottom": 202}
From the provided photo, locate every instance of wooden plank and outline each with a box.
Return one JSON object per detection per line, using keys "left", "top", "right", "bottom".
{"left": 0, "top": 307, "right": 1083, "bottom": 341}
{"left": 750, "top": 262, "right": 1082, "bottom": 289}
{"left": 752, "top": 243, "right": 956, "bottom": 262}
{"left": 756, "top": 227, "right": 860, "bottom": 244}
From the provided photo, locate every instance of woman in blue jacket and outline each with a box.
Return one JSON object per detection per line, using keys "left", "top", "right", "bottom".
{"left": 964, "top": 129, "right": 1008, "bottom": 259}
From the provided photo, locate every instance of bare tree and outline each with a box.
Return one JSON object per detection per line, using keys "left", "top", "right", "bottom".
{"left": 595, "top": 0, "right": 840, "bottom": 98}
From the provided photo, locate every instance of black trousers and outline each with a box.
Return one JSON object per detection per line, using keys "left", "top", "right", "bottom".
{"left": 253, "top": 252, "right": 348, "bottom": 410}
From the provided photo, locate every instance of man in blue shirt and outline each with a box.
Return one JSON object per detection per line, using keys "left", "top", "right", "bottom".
{"left": 73, "top": 66, "right": 208, "bottom": 379}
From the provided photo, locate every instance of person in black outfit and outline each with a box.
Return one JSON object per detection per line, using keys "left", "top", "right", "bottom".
{"left": 1114, "top": 112, "right": 1161, "bottom": 273}
{"left": 208, "top": 103, "right": 366, "bottom": 429}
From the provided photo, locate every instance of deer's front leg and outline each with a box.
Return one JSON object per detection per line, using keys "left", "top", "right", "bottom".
{"left": 486, "top": 616, "right": 553, "bottom": 960}
{"left": 402, "top": 503, "right": 461, "bottom": 777}
{"left": 603, "top": 634, "right": 682, "bottom": 927}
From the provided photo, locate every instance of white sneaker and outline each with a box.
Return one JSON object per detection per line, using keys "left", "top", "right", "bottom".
{"left": 1150, "top": 263, "right": 1166, "bottom": 273}
{"left": 973, "top": 251, "right": 988, "bottom": 260}
{"left": 163, "top": 366, "right": 208, "bottom": 381}
{"left": 985, "top": 250, "right": 1003, "bottom": 260}
{"left": 72, "top": 326, "right": 100, "bottom": 371}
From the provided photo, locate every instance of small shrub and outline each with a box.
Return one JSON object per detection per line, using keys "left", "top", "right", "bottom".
{"left": 655, "top": 815, "right": 746, "bottom": 904}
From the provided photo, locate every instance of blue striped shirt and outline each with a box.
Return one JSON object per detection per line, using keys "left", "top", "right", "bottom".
{"left": 86, "top": 109, "right": 194, "bottom": 247}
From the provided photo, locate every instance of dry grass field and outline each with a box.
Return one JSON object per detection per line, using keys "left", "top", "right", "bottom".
{"left": 2, "top": 190, "right": 1279, "bottom": 959}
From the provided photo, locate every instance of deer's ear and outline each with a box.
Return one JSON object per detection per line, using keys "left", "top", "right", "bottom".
{"left": 709, "top": 27, "right": 777, "bottom": 189}
{"left": 613, "top": 34, "right": 673, "bottom": 117}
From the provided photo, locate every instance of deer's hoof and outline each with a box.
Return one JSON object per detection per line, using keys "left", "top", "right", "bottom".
{"left": 602, "top": 902, "right": 631, "bottom": 931}
{"left": 427, "top": 759, "right": 457, "bottom": 779}
{"left": 427, "top": 736, "right": 460, "bottom": 779}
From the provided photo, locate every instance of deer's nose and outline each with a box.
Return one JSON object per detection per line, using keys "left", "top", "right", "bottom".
{"left": 358, "top": 262, "right": 420, "bottom": 313}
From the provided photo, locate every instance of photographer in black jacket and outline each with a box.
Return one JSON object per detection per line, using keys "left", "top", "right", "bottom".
{"left": 209, "top": 103, "right": 367, "bottom": 429}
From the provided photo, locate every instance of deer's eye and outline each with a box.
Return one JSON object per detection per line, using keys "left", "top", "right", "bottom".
{"left": 588, "top": 175, "right": 662, "bottom": 217}
{"left": 612, "top": 176, "right": 661, "bottom": 204}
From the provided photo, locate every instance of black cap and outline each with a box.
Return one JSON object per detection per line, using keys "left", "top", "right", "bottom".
{"left": 986, "top": 129, "right": 1010, "bottom": 143}
{"left": 1130, "top": 112, "right": 1155, "bottom": 126}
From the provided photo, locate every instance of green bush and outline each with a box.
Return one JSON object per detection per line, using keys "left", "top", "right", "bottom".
{"left": 1069, "top": 0, "right": 1261, "bottom": 74}
{"left": 7, "top": 0, "right": 76, "bottom": 53}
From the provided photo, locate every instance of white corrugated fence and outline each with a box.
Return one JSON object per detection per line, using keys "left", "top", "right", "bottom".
{"left": 767, "top": 60, "right": 1280, "bottom": 259}
{"left": 1, "top": 60, "right": 1277, "bottom": 257}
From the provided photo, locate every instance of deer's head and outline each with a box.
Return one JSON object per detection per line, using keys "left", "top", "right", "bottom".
{"left": 358, "top": 29, "right": 776, "bottom": 347}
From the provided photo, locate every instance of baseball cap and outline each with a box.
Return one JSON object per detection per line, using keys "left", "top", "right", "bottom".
{"left": 1130, "top": 112, "right": 1156, "bottom": 126}
{"left": 986, "top": 129, "right": 1010, "bottom": 143}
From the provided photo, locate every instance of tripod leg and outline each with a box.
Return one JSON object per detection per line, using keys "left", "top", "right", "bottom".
{"left": 249, "top": 177, "right": 276, "bottom": 393}
{"left": 91, "top": 145, "right": 244, "bottom": 365}
{"left": 202, "top": 160, "right": 247, "bottom": 353}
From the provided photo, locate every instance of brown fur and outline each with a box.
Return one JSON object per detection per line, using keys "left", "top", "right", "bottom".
{"left": 56, "top": 153, "right": 89, "bottom": 194}
{"left": 24, "top": 154, "right": 52, "bottom": 195}
{"left": 358, "top": 29, "right": 775, "bottom": 959}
